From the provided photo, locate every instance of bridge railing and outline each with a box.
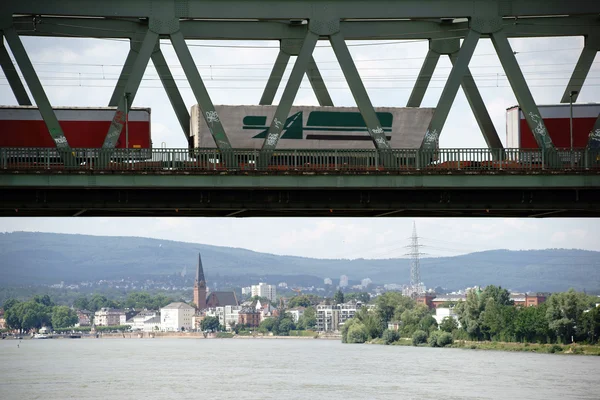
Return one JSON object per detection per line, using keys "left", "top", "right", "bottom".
{"left": 1, "top": 147, "right": 598, "bottom": 172}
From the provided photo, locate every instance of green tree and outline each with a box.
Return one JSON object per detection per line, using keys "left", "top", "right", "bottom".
{"left": 287, "top": 295, "right": 313, "bottom": 308}
{"left": 545, "top": 289, "right": 588, "bottom": 343}
{"left": 399, "top": 304, "right": 433, "bottom": 336}
{"left": 51, "top": 306, "right": 78, "bottom": 329}
{"left": 439, "top": 317, "right": 459, "bottom": 333}
{"left": 201, "top": 316, "right": 221, "bottom": 332}
{"left": 345, "top": 292, "right": 370, "bottom": 303}
{"left": 17, "top": 301, "right": 52, "bottom": 331}
{"left": 374, "top": 292, "right": 414, "bottom": 324}
{"left": 73, "top": 296, "right": 90, "bottom": 311}
{"left": 382, "top": 329, "right": 400, "bottom": 345}
{"left": 354, "top": 307, "right": 385, "bottom": 340}
{"left": 346, "top": 322, "right": 368, "bottom": 344}
{"left": 3, "top": 299, "right": 22, "bottom": 330}
{"left": 88, "top": 294, "right": 118, "bottom": 312}
{"left": 412, "top": 330, "right": 428, "bottom": 346}
{"left": 579, "top": 306, "right": 600, "bottom": 344}
{"left": 333, "top": 290, "right": 344, "bottom": 305}
{"left": 341, "top": 318, "right": 357, "bottom": 343}
{"left": 436, "top": 332, "right": 453, "bottom": 347}
{"left": 33, "top": 294, "right": 54, "bottom": 307}
{"left": 513, "top": 303, "right": 550, "bottom": 343}
{"left": 277, "top": 318, "right": 294, "bottom": 336}
{"left": 297, "top": 307, "right": 316, "bottom": 330}
{"left": 258, "top": 317, "right": 276, "bottom": 334}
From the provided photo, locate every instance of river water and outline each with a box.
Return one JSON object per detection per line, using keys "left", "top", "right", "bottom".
{"left": 1, "top": 338, "right": 599, "bottom": 399}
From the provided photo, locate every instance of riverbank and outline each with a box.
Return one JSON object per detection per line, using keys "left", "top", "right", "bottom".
{"left": 377, "top": 337, "right": 600, "bottom": 355}
{"left": 48, "top": 331, "right": 342, "bottom": 340}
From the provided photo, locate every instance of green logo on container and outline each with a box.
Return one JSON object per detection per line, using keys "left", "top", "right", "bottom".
{"left": 243, "top": 111, "right": 392, "bottom": 141}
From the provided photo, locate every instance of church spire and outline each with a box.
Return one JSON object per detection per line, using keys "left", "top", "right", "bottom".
{"left": 196, "top": 253, "right": 205, "bottom": 283}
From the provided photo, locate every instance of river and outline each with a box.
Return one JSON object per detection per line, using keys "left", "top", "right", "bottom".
{"left": 1, "top": 338, "right": 599, "bottom": 399}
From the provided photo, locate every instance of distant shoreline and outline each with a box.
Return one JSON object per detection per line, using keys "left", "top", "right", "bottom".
{"left": 40, "top": 332, "right": 343, "bottom": 340}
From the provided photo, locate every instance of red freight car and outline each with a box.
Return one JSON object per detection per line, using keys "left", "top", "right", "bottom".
{"left": 506, "top": 103, "right": 599, "bottom": 149}
{"left": 0, "top": 106, "right": 151, "bottom": 149}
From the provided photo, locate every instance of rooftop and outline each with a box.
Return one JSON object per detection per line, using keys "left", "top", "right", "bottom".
{"left": 161, "top": 302, "right": 194, "bottom": 310}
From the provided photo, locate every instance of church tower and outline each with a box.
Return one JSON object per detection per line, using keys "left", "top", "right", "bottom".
{"left": 193, "top": 253, "right": 207, "bottom": 310}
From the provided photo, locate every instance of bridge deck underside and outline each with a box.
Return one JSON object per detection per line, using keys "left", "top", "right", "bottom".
{"left": 2, "top": 173, "right": 598, "bottom": 217}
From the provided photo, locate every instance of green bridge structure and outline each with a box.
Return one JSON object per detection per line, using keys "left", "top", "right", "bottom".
{"left": 0, "top": 1, "right": 599, "bottom": 217}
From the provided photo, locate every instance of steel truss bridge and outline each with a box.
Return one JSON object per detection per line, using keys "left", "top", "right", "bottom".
{"left": 0, "top": 1, "right": 599, "bottom": 217}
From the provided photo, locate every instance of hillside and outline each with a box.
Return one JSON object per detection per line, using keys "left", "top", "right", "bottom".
{"left": 0, "top": 232, "right": 599, "bottom": 292}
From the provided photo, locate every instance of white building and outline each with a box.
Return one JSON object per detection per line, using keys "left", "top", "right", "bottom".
{"left": 287, "top": 307, "right": 305, "bottom": 323}
{"left": 241, "top": 287, "right": 252, "bottom": 296}
{"left": 143, "top": 316, "right": 161, "bottom": 332}
{"left": 126, "top": 311, "right": 159, "bottom": 331}
{"left": 160, "top": 302, "right": 194, "bottom": 332}
{"left": 278, "top": 282, "right": 288, "bottom": 288}
{"left": 361, "top": 278, "right": 372, "bottom": 288}
{"left": 316, "top": 301, "right": 364, "bottom": 332}
{"left": 324, "top": 278, "right": 332, "bottom": 285}
{"left": 204, "top": 305, "right": 242, "bottom": 331}
{"left": 251, "top": 283, "right": 277, "bottom": 301}
{"left": 94, "top": 308, "right": 125, "bottom": 326}
{"left": 339, "top": 275, "right": 348, "bottom": 288}
{"left": 434, "top": 307, "right": 461, "bottom": 328}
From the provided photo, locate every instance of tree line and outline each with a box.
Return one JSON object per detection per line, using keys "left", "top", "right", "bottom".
{"left": 340, "top": 288, "right": 600, "bottom": 347}
{"left": 3, "top": 295, "right": 78, "bottom": 332}
{"left": 2, "top": 292, "right": 175, "bottom": 332}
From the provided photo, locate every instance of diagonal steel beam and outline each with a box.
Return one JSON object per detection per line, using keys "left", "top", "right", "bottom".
{"left": 259, "top": 50, "right": 290, "bottom": 105}
{"left": 330, "top": 31, "right": 390, "bottom": 152}
{"left": 151, "top": 47, "right": 190, "bottom": 143}
{"left": 588, "top": 114, "right": 600, "bottom": 149}
{"left": 108, "top": 45, "right": 139, "bottom": 107}
{"left": 170, "top": 30, "right": 231, "bottom": 150}
{"left": 0, "top": 34, "right": 31, "bottom": 105}
{"left": 560, "top": 42, "right": 597, "bottom": 104}
{"left": 102, "top": 29, "right": 158, "bottom": 149}
{"left": 448, "top": 53, "right": 504, "bottom": 151}
{"left": 420, "top": 30, "right": 480, "bottom": 150}
{"left": 490, "top": 30, "right": 556, "bottom": 154}
{"left": 306, "top": 56, "right": 333, "bottom": 106}
{"left": 407, "top": 49, "right": 440, "bottom": 107}
{"left": 3, "top": 26, "right": 71, "bottom": 151}
{"left": 260, "top": 31, "right": 319, "bottom": 154}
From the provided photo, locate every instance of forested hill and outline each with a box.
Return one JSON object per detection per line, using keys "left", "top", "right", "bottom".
{"left": 0, "top": 232, "right": 599, "bottom": 292}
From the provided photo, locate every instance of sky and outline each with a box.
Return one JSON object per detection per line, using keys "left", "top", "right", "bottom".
{"left": 1, "top": 24, "right": 599, "bottom": 259}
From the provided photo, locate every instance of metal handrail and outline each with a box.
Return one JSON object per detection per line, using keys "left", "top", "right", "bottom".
{"left": 1, "top": 147, "right": 597, "bottom": 172}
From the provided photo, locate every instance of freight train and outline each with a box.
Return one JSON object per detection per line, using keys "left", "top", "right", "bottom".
{"left": 0, "top": 106, "right": 151, "bottom": 161}
{"left": 1, "top": 103, "right": 598, "bottom": 169}
{"left": 191, "top": 105, "right": 436, "bottom": 149}
{"left": 506, "top": 103, "right": 600, "bottom": 149}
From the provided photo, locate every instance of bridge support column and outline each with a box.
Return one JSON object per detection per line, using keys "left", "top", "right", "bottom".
{"left": 306, "top": 56, "right": 333, "bottom": 106}
{"left": 170, "top": 30, "right": 232, "bottom": 151}
{"left": 406, "top": 49, "right": 439, "bottom": 108}
{"left": 448, "top": 52, "right": 504, "bottom": 152}
{"left": 260, "top": 40, "right": 333, "bottom": 107}
{"left": 258, "top": 31, "right": 318, "bottom": 165}
{"left": 0, "top": 34, "right": 31, "bottom": 105}
{"left": 560, "top": 37, "right": 598, "bottom": 104}
{"left": 102, "top": 29, "right": 158, "bottom": 148}
{"left": 490, "top": 29, "right": 558, "bottom": 166}
{"left": 259, "top": 49, "right": 290, "bottom": 105}
{"left": 152, "top": 48, "right": 191, "bottom": 144}
{"left": 2, "top": 26, "right": 74, "bottom": 163}
{"left": 419, "top": 29, "right": 480, "bottom": 152}
{"left": 108, "top": 46, "right": 139, "bottom": 107}
{"left": 330, "top": 31, "right": 392, "bottom": 165}
{"left": 411, "top": 37, "right": 503, "bottom": 158}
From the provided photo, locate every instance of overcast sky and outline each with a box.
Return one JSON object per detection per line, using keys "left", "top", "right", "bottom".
{"left": 1, "top": 31, "right": 599, "bottom": 259}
